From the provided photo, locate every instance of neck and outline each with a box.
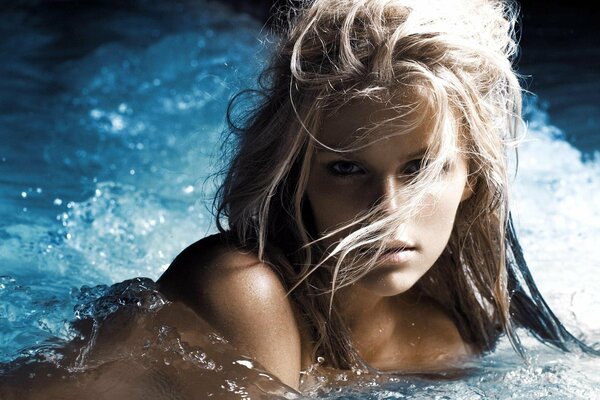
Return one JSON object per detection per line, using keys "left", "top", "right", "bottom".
{"left": 336, "top": 284, "right": 422, "bottom": 322}
{"left": 335, "top": 284, "right": 424, "bottom": 362}
{"left": 333, "top": 281, "right": 474, "bottom": 372}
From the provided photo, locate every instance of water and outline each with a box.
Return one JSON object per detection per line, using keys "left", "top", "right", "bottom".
{"left": 0, "top": 0, "right": 599, "bottom": 398}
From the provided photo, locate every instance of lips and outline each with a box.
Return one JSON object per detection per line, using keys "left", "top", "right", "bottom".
{"left": 382, "top": 243, "right": 416, "bottom": 252}
{"left": 377, "top": 246, "right": 417, "bottom": 263}
{"left": 357, "top": 241, "right": 417, "bottom": 257}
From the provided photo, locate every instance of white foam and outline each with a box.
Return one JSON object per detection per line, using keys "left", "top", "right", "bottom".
{"left": 512, "top": 98, "right": 600, "bottom": 336}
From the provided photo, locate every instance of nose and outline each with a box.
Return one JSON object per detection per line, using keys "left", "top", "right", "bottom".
{"left": 373, "top": 175, "right": 401, "bottom": 213}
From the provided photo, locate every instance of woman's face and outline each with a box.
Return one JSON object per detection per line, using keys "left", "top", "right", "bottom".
{"left": 305, "top": 99, "right": 472, "bottom": 297}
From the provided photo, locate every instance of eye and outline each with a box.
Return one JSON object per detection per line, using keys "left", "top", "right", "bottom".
{"left": 327, "top": 160, "right": 365, "bottom": 176}
{"left": 402, "top": 159, "right": 424, "bottom": 176}
{"left": 401, "top": 159, "right": 453, "bottom": 178}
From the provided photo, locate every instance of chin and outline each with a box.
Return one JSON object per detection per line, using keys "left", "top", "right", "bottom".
{"left": 357, "top": 267, "right": 422, "bottom": 297}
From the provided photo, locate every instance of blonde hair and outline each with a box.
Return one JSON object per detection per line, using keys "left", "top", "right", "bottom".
{"left": 216, "top": 0, "right": 596, "bottom": 368}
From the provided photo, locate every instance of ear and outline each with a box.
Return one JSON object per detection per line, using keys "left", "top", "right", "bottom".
{"left": 460, "top": 174, "right": 476, "bottom": 202}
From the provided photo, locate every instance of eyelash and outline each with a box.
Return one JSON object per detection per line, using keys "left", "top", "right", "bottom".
{"left": 326, "top": 159, "right": 451, "bottom": 178}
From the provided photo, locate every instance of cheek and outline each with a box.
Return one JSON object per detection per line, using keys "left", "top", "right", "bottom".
{"left": 306, "top": 185, "right": 345, "bottom": 234}
{"left": 418, "top": 170, "right": 468, "bottom": 235}
{"left": 305, "top": 174, "right": 369, "bottom": 237}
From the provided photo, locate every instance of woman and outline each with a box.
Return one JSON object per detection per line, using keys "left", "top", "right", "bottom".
{"left": 158, "top": 0, "right": 598, "bottom": 391}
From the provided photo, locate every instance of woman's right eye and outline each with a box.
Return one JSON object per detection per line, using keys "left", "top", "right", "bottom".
{"left": 327, "top": 161, "right": 365, "bottom": 177}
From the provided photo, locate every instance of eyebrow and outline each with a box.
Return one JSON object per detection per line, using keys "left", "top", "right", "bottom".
{"left": 401, "top": 147, "right": 430, "bottom": 160}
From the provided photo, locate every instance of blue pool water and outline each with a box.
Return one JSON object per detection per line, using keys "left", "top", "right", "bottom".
{"left": 1, "top": 1, "right": 599, "bottom": 397}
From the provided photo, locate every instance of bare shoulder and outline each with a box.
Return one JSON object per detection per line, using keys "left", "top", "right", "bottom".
{"left": 157, "top": 232, "right": 302, "bottom": 389}
{"left": 157, "top": 232, "right": 237, "bottom": 300}
{"left": 157, "top": 232, "right": 290, "bottom": 317}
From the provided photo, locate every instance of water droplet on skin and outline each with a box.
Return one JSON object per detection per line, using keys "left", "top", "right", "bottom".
{"left": 234, "top": 359, "right": 254, "bottom": 369}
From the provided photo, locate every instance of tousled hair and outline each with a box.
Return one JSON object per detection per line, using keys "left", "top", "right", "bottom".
{"left": 215, "top": 0, "right": 598, "bottom": 369}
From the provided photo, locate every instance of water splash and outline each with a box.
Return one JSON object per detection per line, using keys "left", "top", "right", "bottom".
{"left": 0, "top": 278, "right": 300, "bottom": 399}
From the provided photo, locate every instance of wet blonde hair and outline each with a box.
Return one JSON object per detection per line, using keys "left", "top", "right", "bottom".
{"left": 216, "top": 0, "right": 595, "bottom": 368}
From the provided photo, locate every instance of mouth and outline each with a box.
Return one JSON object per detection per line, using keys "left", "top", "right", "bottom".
{"left": 376, "top": 246, "right": 417, "bottom": 263}
{"left": 357, "top": 242, "right": 417, "bottom": 262}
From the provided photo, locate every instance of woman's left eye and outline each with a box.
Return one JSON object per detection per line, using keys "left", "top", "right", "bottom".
{"left": 402, "top": 159, "right": 424, "bottom": 176}
{"left": 401, "top": 159, "right": 452, "bottom": 178}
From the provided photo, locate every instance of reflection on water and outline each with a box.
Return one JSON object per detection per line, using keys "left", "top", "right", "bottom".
{"left": 0, "top": 0, "right": 599, "bottom": 398}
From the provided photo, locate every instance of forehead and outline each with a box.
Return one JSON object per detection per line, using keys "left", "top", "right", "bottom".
{"left": 316, "top": 95, "right": 441, "bottom": 150}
